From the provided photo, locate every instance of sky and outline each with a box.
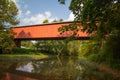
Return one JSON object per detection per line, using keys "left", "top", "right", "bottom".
{"left": 12, "top": 0, "right": 74, "bottom": 26}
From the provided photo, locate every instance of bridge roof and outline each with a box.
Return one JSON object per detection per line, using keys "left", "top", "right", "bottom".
{"left": 12, "top": 21, "right": 89, "bottom": 40}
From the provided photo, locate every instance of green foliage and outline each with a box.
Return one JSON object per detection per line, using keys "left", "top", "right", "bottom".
{"left": 12, "top": 48, "right": 35, "bottom": 54}
{"left": 59, "top": 19, "right": 63, "bottom": 22}
{"left": 67, "top": 40, "right": 80, "bottom": 56}
{"left": 79, "top": 41, "right": 90, "bottom": 56}
{"left": 98, "top": 34, "right": 120, "bottom": 70}
{"left": 103, "top": 34, "right": 120, "bottom": 59}
{"left": 84, "top": 33, "right": 120, "bottom": 70}
{"left": 12, "top": 47, "right": 47, "bottom": 55}
{"left": 43, "top": 19, "right": 49, "bottom": 23}
{"left": 79, "top": 58, "right": 115, "bottom": 80}
{"left": 21, "top": 41, "right": 35, "bottom": 49}
{"left": 79, "top": 40, "right": 101, "bottom": 57}
{"left": 52, "top": 19, "right": 64, "bottom": 23}
{"left": 52, "top": 40, "right": 67, "bottom": 56}
{"left": 0, "top": 0, "right": 19, "bottom": 53}
{"left": 78, "top": 36, "right": 120, "bottom": 70}
{"left": 69, "top": 0, "right": 120, "bottom": 38}
{"left": 34, "top": 40, "right": 65, "bottom": 55}
{"left": 34, "top": 40, "right": 82, "bottom": 56}
{"left": 58, "top": 22, "right": 79, "bottom": 36}
{"left": 34, "top": 40, "right": 52, "bottom": 53}
{"left": 0, "top": 0, "right": 19, "bottom": 27}
{"left": 0, "top": 29, "right": 14, "bottom": 53}
{"left": 58, "top": 0, "right": 65, "bottom": 4}
{"left": 66, "top": 0, "right": 120, "bottom": 69}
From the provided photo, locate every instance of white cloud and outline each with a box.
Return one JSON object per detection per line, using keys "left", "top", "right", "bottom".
{"left": 67, "top": 12, "right": 75, "bottom": 21}
{"left": 12, "top": 0, "right": 23, "bottom": 19}
{"left": 17, "top": 9, "right": 22, "bottom": 18}
{"left": 11, "top": 0, "right": 67, "bottom": 26}
{"left": 49, "top": 17, "right": 58, "bottom": 22}
{"left": 11, "top": 0, "right": 31, "bottom": 25}
{"left": 25, "top": 10, "right": 31, "bottom": 15}
{"left": 22, "top": 11, "right": 56, "bottom": 25}
{"left": 45, "top": 11, "right": 51, "bottom": 18}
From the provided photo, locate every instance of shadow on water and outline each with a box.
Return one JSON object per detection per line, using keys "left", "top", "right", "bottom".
{"left": 0, "top": 56, "right": 116, "bottom": 80}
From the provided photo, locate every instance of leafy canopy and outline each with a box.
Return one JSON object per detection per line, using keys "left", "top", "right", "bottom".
{"left": 0, "top": 0, "right": 19, "bottom": 28}
{"left": 0, "top": 0, "right": 19, "bottom": 53}
{"left": 68, "top": 0, "right": 120, "bottom": 68}
{"left": 69, "top": 0, "right": 120, "bottom": 39}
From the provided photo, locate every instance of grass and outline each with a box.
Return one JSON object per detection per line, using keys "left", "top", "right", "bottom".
{"left": 0, "top": 48, "right": 52, "bottom": 61}
{"left": 0, "top": 54, "right": 49, "bottom": 61}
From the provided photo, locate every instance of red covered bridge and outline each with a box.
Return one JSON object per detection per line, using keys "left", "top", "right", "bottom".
{"left": 12, "top": 21, "right": 89, "bottom": 47}
{"left": 12, "top": 21, "right": 89, "bottom": 40}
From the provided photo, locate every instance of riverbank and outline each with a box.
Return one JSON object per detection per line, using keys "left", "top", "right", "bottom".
{"left": 0, "top": 47, "right": 120, "bottom": 80}
{"left": 97, "top": 63, "right": 120, "bottom": 80}
{"left": 0, "top": 53, "right": 49, "bottom": 61}
{"left": 0, "top": 48, "right": 54, "bottom": 61}
{"left": 0, "top": 53, "right": 119, "bottom": 79}
{"left": 79, "top": 58, "right": 120, "bottom": 80}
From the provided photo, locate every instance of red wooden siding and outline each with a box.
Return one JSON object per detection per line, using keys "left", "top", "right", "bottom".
{"left": 12, "top": 21, "right": 88, "bottom": 40}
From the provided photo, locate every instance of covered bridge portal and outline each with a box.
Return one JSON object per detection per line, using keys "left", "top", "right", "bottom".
{"left": 12, "top": 21, "right": 89, "bottom": 47}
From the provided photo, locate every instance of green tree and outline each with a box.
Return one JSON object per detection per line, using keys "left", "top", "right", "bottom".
{"left": 0, "top": 0, "right": 19, "bottom": 53}
{"left": 58, "top": 0, "right": 65, "bottom": 4}
{"left": 52, "top": 19, "right": 57, "bottom": 22}
{"left": 59, "top": 0, "right": 120, "bottom": 40}
{"left": 34, "top": 19, "right": 66, "bottom": 55}
{"left": 59, "top": 0, "right": 120, "bottom": 69}
{"left": 0, "top": 0, "right": 19, "bottom": 27}
{"left": 69, "top": 0, "right": 120, "bottom": 58}
{"left": 43, "top": 19, "right": 49, "bottom": 23}
{"left": 59, "top": 19, "right": 63, "bottom": 22}
{"left": 21, "top": 41, "right": 35, "bottom": 49}
{"left": 69, "top": 0, "right": 120, "bottom": 39}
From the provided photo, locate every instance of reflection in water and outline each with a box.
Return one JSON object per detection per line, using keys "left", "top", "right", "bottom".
{"left": 16, "top": 62, "right": 34, "bottom": 73}
{"left": 4, "top": 72, "right": 37, "bottom": 80}
{"left": 0, "top": 57, "right": 115, "bottom": 80}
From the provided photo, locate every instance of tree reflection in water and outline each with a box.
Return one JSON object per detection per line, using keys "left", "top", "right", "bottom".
{"left": 0, "top": 57, "right": 115, "bottom": 80}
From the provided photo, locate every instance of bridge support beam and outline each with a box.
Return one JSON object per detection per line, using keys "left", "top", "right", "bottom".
{"left": 14, "top": 40, "right": 21, "bottom": 48}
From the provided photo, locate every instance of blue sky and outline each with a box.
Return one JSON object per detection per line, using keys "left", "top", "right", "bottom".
{"left": 12, "top": 0, "right": 74, "bottom": 26}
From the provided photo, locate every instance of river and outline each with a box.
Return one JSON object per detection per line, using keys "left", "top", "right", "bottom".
{"left": 0, "top": 56, "right": 115, "bottom": 80}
